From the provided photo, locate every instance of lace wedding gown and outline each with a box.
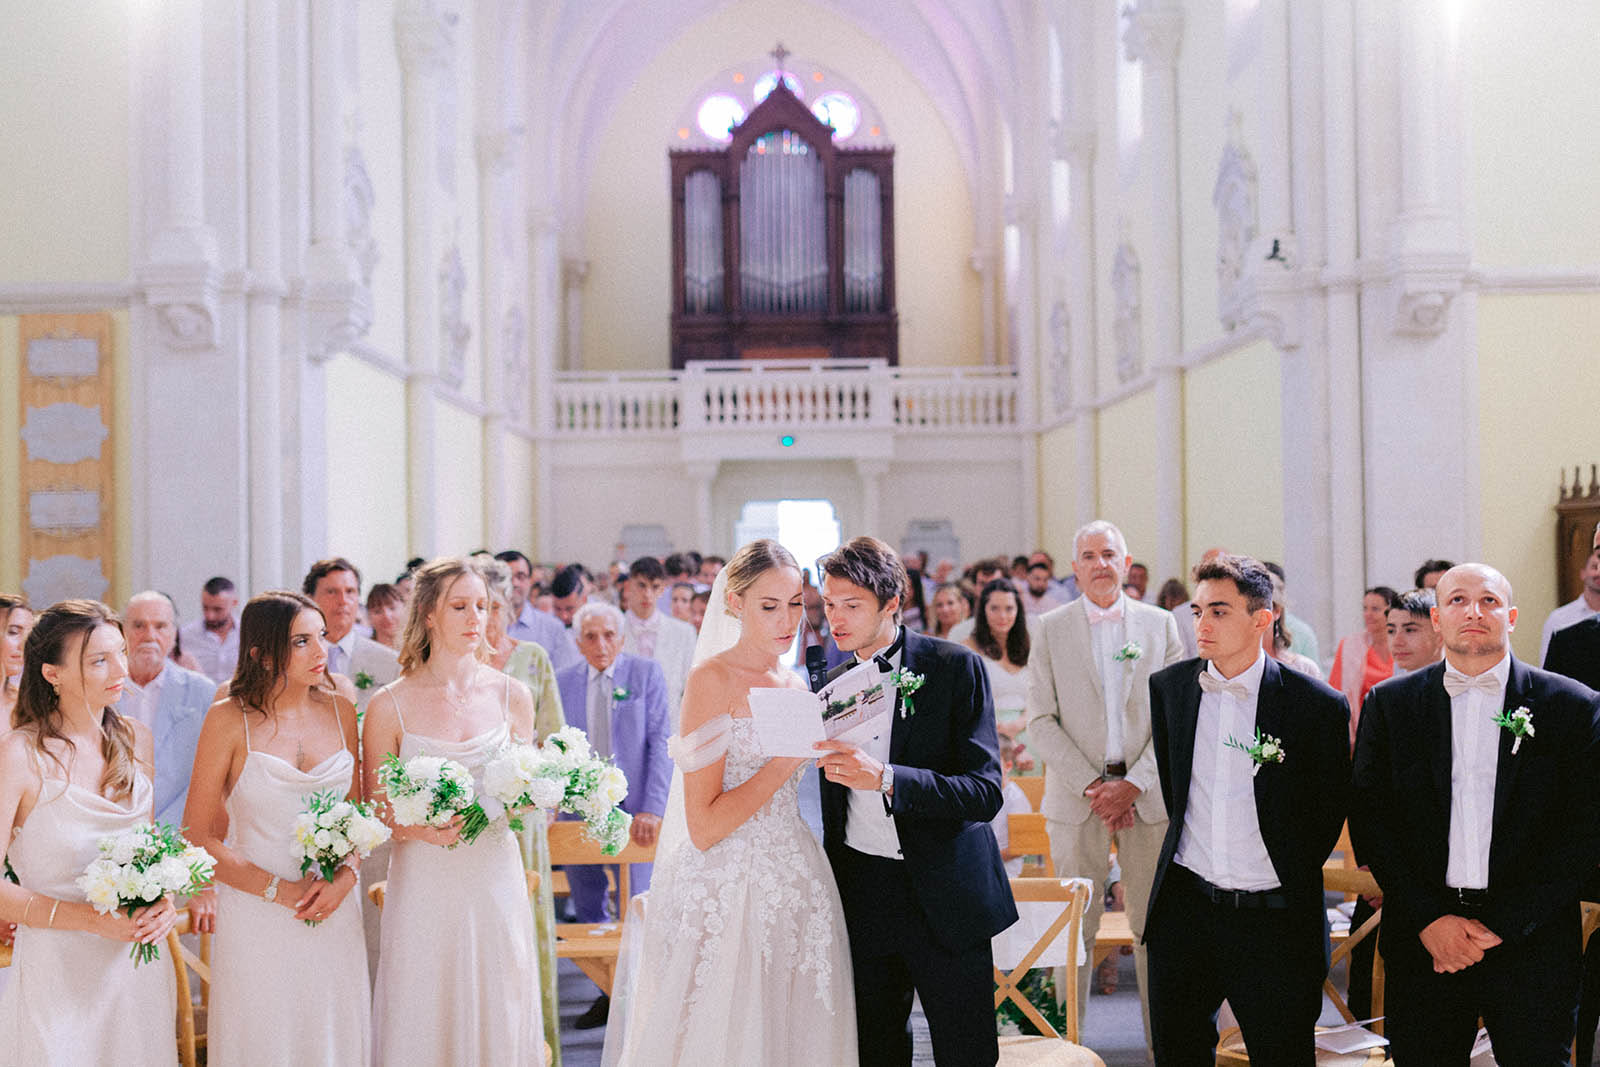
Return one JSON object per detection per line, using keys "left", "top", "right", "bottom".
{"left": 603, "top": 716, "right": 857, "bottom": 1065}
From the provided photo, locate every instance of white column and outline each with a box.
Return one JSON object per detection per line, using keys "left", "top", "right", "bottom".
{"left": 857, "top": 460, "right": 888, "bottom": 538}
{"left": 246, "top": 0, "right": 285, "bottom": 592}
{"left": 563, "top": 257, "right": 588, "bottom": 371}
{"left": 1124, "top": 0, "right": 1185, "bottom": 583}
{"left": 969, "top": 249, "right": 997, "bottom": 367}
{"left": 688, "top": 462, "right": 719, "bottom": 554}
{"left": 396, "top": 2, "right": 451, "bottom": 556}
{"left": 1059, "top": 125, "right": 1100, "bottom": 528}
{"left": 479, "top": 131, "right": 518, "bottom": 548}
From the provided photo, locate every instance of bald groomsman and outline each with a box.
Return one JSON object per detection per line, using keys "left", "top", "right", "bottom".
{"left": 1352, "top": 564, "right": 1600, "bottom": 1064}
{"left": 1024, "top": 520, "right": 1183, "bottom": 1037}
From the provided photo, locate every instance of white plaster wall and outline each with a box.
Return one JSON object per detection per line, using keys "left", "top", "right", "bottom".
{"left": 355, "top": 0, "right": 408, "bottom": 366}
{"left": 878, "top": 458, "right": 1031, "bottom": 561}
{"left": 546, "top": 457, "right": 697, "bottom": 565}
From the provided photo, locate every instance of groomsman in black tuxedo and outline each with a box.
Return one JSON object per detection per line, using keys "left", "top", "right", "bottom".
{"left": 812, "top": 536, "right": 1017, "bottom": 1066}
{"left": 1352, "top": 564, "right": 1600, "bottom": 1064}
{"left": 1144, "top": 554, "right": 1351, "bottom": 1065}
{"left": 1545, "top": 522, "right": 1600, "bottom": 693}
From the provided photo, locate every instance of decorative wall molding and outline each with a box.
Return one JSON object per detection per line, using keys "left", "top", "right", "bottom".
{"left": 439, "top": 244, "right": 470, "bottom": 389}
{"left": 0, "top": 283, "right": 135, "bottom": 314}
{"left": 1213, "top": 111, "right": 1258, "bottom": 332}
{"left": 1111, "top": 231, "right": 1143, "bottom": 383}
{"left": 21, "top": 403, "right": 109, "bottom": 463}
{"left": 137, "top": 260, "right": 222, "bottom": 349}
{"left": 502, "top": 305, "right": 528, "bottom": 422}
{"left": 345, "top": 146, "right": 380, "bottom": 287}
{"left": 1388, "top": 250, "right": 1471, "bottom": 337}
{"left": 1047, "top": 299, "right": 1072, "bottom": 416}
{"left": 1471, "top": 267, "right": 1600, "bottom": 294}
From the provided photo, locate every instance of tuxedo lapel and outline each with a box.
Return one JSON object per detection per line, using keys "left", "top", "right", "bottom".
{"left": 1168, "top": 665, "right": 1203, "bottom": 826}
{"left": 1067, "top": 604, "right": 1104, "bottom": 701}
{"left": 1490, "top": 657, "right": 1533, "bottom": 856}
{"left": 1252, "top": 658, "right": 1289, "bottom": 870}
{"left": 1423, "top": 664, "right": 1454, "bottom": 828}
{"left": 889, "top": 633, "right": 925, "bottom": 765}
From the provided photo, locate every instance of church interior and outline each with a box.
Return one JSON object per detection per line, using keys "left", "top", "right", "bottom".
{"left": 2, "top": 0, "right": 1598, "bottom": 663}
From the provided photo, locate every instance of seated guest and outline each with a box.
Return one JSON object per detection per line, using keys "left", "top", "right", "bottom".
{"left": 1352, "top": 564, "right": 1600, "bottom": 1064}
{"left": 901, "top": 565, "right": 930, "bottom": 632}
{"left": 365, "top": 583, "right": 406, "bottom": 652}
{"left": 554, "top": 602, "right": 671, "bottom": 1029}
{"left": 1263, "top": 571, "right": 1322, "bottom": 679}
{"left": 1387, "top": 589, "right": 1445, "bottom": 675}
{"left": 1330, "top": 586, "right": 1398, "bottom": 744}
{"left": 496, "top": 549, "right": 580, "bottom": 670}
{"left": 1019, "top": 560, "right": 1065, "bottom": 616}
{"left": 1263, "top": 561, "right": 1320, "bottom": 667}
{"left": 303, "top": 558, "right": 399, "bottom": 712}
{"left": 698, "top": 555, "right": 725, "bottom": 586}
{"left": 1155, "top": 578, "right": 1188, "bottom": 612}
{"left": 929, "top": 581, "right": 971, "bottom": 640}
{"left": 180, "top": 576, "right": 240, "bottom": 684}
{"left": 1541, "top": 530, "right": 1600, "bottom": 663}
{"left": 1414, "top": 558, "right": 1455, "bottom": 592}
{"left": 688, "top": 589, "right": 709, "bottom": 633}
{"left": 964, "top": 579, "right": 1034, "bottom": 768}
{"left": 1125, "top": 561, "right": 1151, "bottom": 602}
{"left": 619, "top": 557, "right": 697, "bottom": 726}
{"left": 549, "top": 564, "right": 588, "bottom": 629}
{"left": 122, "top": 591, "right": 218, "bottom": 826}
{"left": 1169, "top": 548, "right": 1230, "bottom": 658}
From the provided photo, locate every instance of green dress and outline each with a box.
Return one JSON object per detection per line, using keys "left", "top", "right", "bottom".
{"left": 501, "top": 640, "right": 565, "bottom": 1065}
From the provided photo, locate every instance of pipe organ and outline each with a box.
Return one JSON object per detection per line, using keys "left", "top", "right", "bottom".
{"left": 671, "top": 82, "right": 896, "bottom": 366}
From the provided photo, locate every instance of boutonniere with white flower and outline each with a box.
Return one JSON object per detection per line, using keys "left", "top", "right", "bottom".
{"left": 611, "top": 685, "right": 631, "bottom": 702}
{"left": 1113, "top": 641, "right": 1143, "bottom": 664}
{"left": 887, "top": 668, "right": 925, "bottom": 719}
{"left": 354, "top": 671, "right": 374, "bottom": 690}
{"left": 1224, "top": 728, "right": 1285, "bottom": 776}
{"left": 1493, "top": 705, "right": 1535, "bottom": 754}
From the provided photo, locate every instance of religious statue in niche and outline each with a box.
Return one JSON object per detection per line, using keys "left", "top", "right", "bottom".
{"left": 345, "top": 145, "right": 379, "bottom": 287}
{"left": 439, "top": 244, "right": 471, "bottom": 389}
{"left": 1048, "top": 299, "right": 1072, "bottom": 415}
{"left": 1214, "top": 109, "right": 1259, "bottom": 332}
{"left": 1112, "top": 228, "right": 1143, "bottom": 384}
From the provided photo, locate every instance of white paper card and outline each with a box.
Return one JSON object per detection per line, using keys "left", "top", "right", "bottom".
{"left": 748, "top": 688, "right": 827, "bottom": 757}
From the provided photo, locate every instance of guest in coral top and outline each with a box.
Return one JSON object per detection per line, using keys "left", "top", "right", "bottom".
{"left": 1330, "top": 586, "right": 1398, "bottom": 746}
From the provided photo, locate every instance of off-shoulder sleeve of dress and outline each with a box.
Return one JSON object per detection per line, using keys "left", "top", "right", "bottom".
{"left": 667, "top": 713, "right": 733, "bottom": 772}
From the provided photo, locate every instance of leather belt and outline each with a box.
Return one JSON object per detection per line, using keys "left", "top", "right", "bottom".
{"left": 1102, "top": 761, "right": 1128, "bottom": 779}
{"left": 1175, "top": 865, "right": 1290, "bottom": 910}
{"left": 1448, "top": 887, "right": 1490, "bottom": 910}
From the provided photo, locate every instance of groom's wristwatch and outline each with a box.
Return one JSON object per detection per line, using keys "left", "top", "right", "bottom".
{"left": 877, "top": 763, "right": 895, "bottom": 796}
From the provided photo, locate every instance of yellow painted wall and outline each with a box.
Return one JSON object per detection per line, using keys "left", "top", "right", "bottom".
{"left": 1469, "top": 1, "right": 1600, "bottom": 268}
{"left": 1477, "top": 293, "right": 1600, "bottom": 661}
{"left": 0, "top": 319, "right": 19, "bottom": 593}
{"left": 501, "top": 434, "right": 536, "bottom": 553}
{"left": 581, "top": 0, "right": 980, "bottom": 370}
{"left": 324, "top": 356, "right": 409, "bottom": 576}
{"left": 0, "top": 3, "right": 130, "bottom": 281}
{"left": 1182, "top": 339, "right": 1283, "bottom": 567}
{"left": 1036, "top": 423, "right": 1079, "bottom": 565}
{"left": 1096, "top": 389, "right": 1161, "bottom": 568}
{"left": 435, "top": 405, "right": 485, "bottom": 554}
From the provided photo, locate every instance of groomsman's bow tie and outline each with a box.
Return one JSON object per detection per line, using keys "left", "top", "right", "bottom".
{"left": 1442, "top": 669, "right": 1501, "bottom": 698}
{"left": 1086, "top": 600, "right": 1124, "bottom": 624}
{"left": 1197, "top": 672, "right": 1250, "bottom": 699}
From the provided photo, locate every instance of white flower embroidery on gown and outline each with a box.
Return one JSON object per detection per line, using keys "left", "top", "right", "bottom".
{"left": 604, "top": 717, "right": 857, "bottom": 1065}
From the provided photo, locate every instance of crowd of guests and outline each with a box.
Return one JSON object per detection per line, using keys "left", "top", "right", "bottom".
{"left": 2, "top": 520, "right": 1599, "bottom": 1065}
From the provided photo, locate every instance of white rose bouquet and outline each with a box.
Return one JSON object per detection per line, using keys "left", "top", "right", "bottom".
{"left": 290, "top": 790, "right": 391, "bottom": 924}
{"left": 377, "top": 753, "right": 488, "bottom": 844}
{"left": 509, "top": 726, "right": 633, "bottom": 856}
{"left": 76, "top": 822, "right": 216, "bottom": 966}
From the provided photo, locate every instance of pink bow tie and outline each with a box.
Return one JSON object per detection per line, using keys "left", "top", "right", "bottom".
{"left": 1442, "top": 669, "right": 1500, "bottom": 699}
{"left": 1086, "top": 600, "right": 1123, "bottom": 625}
{"left": 1198, "top": 672, "right": 1251, "bottom": 699}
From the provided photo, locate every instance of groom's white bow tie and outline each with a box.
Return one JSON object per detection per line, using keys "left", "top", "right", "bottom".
{"left": 1442, "top": 669, "right": 1501, "bottom": 699}
{"left": 1197, "top": 672, "right": 1250, "bottom": 699}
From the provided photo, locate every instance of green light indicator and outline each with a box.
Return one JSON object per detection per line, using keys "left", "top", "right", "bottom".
{"left": 780, "top": 435, "right": 796, "bottom": 447}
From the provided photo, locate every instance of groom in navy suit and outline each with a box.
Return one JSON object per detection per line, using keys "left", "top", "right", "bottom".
{"left": 813, "top": 537, "right": 1017, "bottom": 1066}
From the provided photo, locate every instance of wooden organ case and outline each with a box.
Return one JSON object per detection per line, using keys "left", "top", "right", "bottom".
{"left": 669, "top": 80, "right": 896, "bottom": 367}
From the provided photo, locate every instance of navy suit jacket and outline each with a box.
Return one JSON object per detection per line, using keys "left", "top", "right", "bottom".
{"left": 1146, "top": 656, "right": 1351, "bottom": 946}
{"left": 819, "top": 630, "right": 1017, "bottom": 950}
{"left": 555, "top": 653, "right": 671, "bottom": 817}
{"left": 1351, "top": 657, "right": 1600, "bottom": 945}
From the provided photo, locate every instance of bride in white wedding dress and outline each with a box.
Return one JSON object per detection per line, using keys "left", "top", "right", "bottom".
{"left": 603, "top": 539, "right": 858, "bottom": 1065}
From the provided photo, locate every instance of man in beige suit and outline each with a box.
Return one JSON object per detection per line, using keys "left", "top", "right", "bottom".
{"left": 1025, "top": 520, "right": 1183, "bottom": 1036}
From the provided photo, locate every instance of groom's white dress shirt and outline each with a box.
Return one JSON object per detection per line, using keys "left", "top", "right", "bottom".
{"left": 845, "top": 635, "right": 904, "bottom": 860}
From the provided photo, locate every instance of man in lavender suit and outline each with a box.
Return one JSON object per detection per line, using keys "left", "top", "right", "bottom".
{"left": 556, "top": 600, "right": 672, "bottom": 1026}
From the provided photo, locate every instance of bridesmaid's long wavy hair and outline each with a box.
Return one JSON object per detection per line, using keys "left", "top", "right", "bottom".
{"left": 972, "top": 578, "right": 1030, "bottom": 667}
{"left": 397, "top": 558, "right": 491, "bottom": 674}
{"left": 2, "top": 592, "right": 30, "bottom": 705}
{"left": 14, "top": 600, "right": 139, "bottom": 804}
{"left": 230, "top": 591, "right": 330, "bottom": 718}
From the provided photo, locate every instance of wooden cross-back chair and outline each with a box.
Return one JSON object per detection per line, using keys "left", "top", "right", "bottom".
{"left": 170, "top": 910, "right": 213, "bottom": 1067}
{"left": 545, "top": 820, "right": 655, "bottom": 996}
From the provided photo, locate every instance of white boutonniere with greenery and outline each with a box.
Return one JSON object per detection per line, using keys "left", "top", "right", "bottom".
{"left": 888, "top": 668, "right": 925, "bottom": 719}
{"left": 611, "top": 685, "right": 632, "bottom": 702}
{"left": 1493, "top": 705, "right": 1535, "bottom": 754}
{"left": 1113, "top": 641, "right": 1143, "bottom": 664}
{"left": 1224, "top": 728, "right": 1285, "bottom": 776}
{"left": 354, "top": 671, "right": 374, "bottom": 691}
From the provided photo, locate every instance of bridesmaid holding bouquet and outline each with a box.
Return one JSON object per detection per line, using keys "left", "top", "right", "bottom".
{"left": 0, "top": 600, "right": 178, "bottom": 1065}
{"left": 185, "top": 591, "right": 369, "bottom": 1066}
{"left": 364, "top": 558, "right": 544, "bottom": 1066}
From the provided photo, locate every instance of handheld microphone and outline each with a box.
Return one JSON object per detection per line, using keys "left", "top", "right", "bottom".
{"left": 806, "top": 643, "right": 828, "bottom": 694}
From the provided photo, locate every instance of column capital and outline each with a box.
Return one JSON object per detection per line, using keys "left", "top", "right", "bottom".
{"left": 1122, "top": 3, "right": 1184, "bottom": 70}
{"left": 395, "top": 1, "right": 452, "bottom": 75}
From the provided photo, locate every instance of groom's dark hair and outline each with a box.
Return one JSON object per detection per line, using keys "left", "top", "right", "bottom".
{"left": 818, "top": 537, "right": 907, "bottom": 614}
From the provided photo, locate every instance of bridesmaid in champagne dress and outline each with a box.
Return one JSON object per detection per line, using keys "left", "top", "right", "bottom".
{"left": 364, "top": 559, "right": 544, "bottom": 1066}
{"left": 184, "top": 591, "right": 369, "bottom": 1066}
{"left": 0, "top": 600, "right": 179, "bottom": 1065}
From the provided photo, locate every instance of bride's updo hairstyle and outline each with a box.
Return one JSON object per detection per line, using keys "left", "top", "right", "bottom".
{"left": 397, "top": 557, "right": 489, "bottom": 673}
{"left": 721, "top": 539, "right": 799, "bottom": 614}
{"left": 14, "top": 599, "right": 139, "bottom": 804}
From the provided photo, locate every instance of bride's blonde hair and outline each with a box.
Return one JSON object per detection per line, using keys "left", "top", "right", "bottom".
{"left": 721, "top": 539, "right": 799, "bottom": 613}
